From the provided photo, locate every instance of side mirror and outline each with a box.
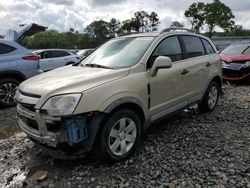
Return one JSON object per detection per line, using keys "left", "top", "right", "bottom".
{"left": 150, "top": 56, "right": 172, "bottom": 77}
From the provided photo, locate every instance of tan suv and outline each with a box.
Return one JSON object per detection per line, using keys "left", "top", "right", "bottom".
{"left": 16, "top": 28, "right": 222, "bottom": 161}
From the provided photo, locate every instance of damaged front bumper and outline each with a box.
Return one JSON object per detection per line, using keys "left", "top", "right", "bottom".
{"left": 222, "top": 62, "right": 250, "bottom": 81}
{"left": 17, "top": 104, "right": 101, "bottom": 153}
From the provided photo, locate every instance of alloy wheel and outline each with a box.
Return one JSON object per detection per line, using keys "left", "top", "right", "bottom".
{"left": 0, "top": 83, "right": 18, "bottom": 105}
{"left": 208, "top": 85, "right": 218, "bottom": 110}
{"left": 108, "top": 117, "right": 137, "bottom": 156}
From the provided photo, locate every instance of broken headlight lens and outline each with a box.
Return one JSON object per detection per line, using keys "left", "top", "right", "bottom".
{"left": 41, "top": 94, "right": 81, "bottom": 116}
{"left": 243, "top": 61, "right": 250, "bottom": 68}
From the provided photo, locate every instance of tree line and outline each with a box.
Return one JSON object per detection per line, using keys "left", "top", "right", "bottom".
{"left": 19, "top": 0, "right": 250, "bottom": 49}
{"left": 21, "top": 10, "right": 160, "bottom": 49}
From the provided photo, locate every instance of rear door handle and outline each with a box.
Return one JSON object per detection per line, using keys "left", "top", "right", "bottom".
{"left": 206, "top": 62, "right": 212, "bottom": 67}
{"left": 181, "top": 69, "right": 189, "bottom": 75}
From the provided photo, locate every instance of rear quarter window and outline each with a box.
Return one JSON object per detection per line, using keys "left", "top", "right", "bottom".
{"left": 182, "top": 36, "right": 205, "bottom": 58}
{"left": 0, "top": 43, "right": 16, "bottom": 54}
{"left": 201, "top": 39, "right": 216, "bottom": 54}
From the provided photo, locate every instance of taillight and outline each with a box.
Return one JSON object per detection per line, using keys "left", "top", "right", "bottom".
{"left": 22, "top": 55, "right": 41, "bottom": 60}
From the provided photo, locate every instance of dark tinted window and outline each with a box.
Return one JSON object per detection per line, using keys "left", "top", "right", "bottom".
{"left": 182, "top": 36, "right": 204, "bottom": 58}
{"left": 148, "top": 36, "right": 182, "bottom": 68}
{"left": 41, "top": 51, "right": 53, "bottom": 59}
{"left": 0, "top": 43, "right": 16, "bottom": 54}
{"left": 201, "top": 39, "right": 215, "bottom": 54}
{"left": 52, "top": 51, "right": 70, "bottom": 57}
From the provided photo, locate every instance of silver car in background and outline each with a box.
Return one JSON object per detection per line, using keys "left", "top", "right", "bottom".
{"left": 0, "top": 23, "right": 46, "bottom": 107}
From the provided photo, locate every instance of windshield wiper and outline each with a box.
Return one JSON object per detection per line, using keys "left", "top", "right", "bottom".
{"left": 84, "top": 64, "right": 113, "bottom": 69}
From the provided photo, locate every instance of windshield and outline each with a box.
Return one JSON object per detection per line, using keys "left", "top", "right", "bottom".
{"left": 81, "top": 37, "right": 155, "bottom": 69}
{"left": 221, "top": 43, "right": 250, "bottom": 55}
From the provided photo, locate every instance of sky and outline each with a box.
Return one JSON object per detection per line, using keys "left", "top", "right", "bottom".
{"left": 0, "top": 0, "right": 250, "bottom": 35}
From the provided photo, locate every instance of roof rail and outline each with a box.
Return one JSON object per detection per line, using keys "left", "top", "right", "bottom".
{"left": 160, "top": 27, "right": 194, "bottom": 34}
{"left": 116, "top": 32, "right": 144, "bottom": 37}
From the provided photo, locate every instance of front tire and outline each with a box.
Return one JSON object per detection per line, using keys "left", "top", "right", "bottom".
{"left": 96, "top": 109, "right": 142, "bottom": 162}
{"left": 0, "top": 78, "right": 19, "bottom": 107}
{"left": 198, "top": 81, "right": 219, "bottom": 112}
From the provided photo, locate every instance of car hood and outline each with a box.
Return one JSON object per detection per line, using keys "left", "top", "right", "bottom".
{"left": 19, "top": 66, "right": 129, "bottom": 102}
{"left": 5, "top": 23, "right": 47, "bottom": 42}
{"left": 219, "top": 53, "right": 250, "bottom": 63}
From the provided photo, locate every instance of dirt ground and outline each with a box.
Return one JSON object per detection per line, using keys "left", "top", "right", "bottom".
{"left": 0, "top": 83, "right": 249, "bottom": 188}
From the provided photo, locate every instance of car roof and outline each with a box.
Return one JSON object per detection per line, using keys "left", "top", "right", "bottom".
{"left": 33, "top": 49, "right": 71, "bottom": 53}
{"left": 117, "top": 29, "right": 207, "bottom": 40}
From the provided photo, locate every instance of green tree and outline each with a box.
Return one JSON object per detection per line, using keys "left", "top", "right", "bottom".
{"left": 184, "top": 2, "right": 206, "bottom": 32}
{"left": 205, "top": 0, "right": 235, "bottom": 38}
{"left": 108, "top": 18, "right": 120, "bottom": 37}
{"left": 119, "top": 11, "right": 160, "bottom": 33}
{"left": 170, "top": 21, "right": 185, "bottom": 28}
{"left": 85, "top": 20, "right": 109, "bottom": 41}
{"left": 149, "top": 12, "right": 160, "bottom": 31}
{"left": 118, "top": 19, "right": 132, "bottom": 34}
{"left": 69, "top": 28, "right": 75, "bottom": 33}
{"left": 130, "top": 11, "right": 149, "bottom": 32}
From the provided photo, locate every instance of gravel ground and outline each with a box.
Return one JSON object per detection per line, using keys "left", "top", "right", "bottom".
{"left": 0, "top": 84, "right": 249, "bottom": 188}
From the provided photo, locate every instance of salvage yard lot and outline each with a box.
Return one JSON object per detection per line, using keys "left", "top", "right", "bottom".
{"left": 0, "top": 83, "right": 249, "bottom": 187}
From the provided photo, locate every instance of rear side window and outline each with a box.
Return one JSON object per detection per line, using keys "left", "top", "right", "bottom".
{"left": 147, "top": 36, "right": 183, "bottom": 68}
{"left": 52, "top": 51, "right": 70, "bottom": 58}
{"left": 182, "top": 36, "right": 204, "bottom": 58}
{"left": 201, "top": 39, "right": 216, "bottom": 54}
{"left": 0, "top": 43, "right": 16, "bottom": 54}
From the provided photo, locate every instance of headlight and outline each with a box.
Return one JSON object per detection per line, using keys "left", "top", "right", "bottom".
{"left": 243, "top": 61, "right": 250, "bottom": 68}
{"left": 41, "top": 94, "right": 81, "bottom": 116}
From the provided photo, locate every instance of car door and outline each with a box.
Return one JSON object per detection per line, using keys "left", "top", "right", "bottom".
{"left": 50, "top": 50, "right": 71, "bottom": 69}
{"left": 39, "top": 51, "right": 55, "bottom": 71}
{"left": 180, "top": 36, "right": 214, "bottom": 104}
{"left": 148, "top": 36, "right": 190, "bottom": 121}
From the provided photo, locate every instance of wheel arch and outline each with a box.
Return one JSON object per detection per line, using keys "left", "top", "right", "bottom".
{"left": 103, "top": 97, "right": 146, "bottom": 126}
{"left": 210, "top": 75, "right": 223, "bottom": 94}
{"left": 0, "top": 71, "right": 26, "bottom": 82}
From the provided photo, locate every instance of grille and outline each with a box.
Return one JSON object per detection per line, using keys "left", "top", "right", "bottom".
{"left": 19, "top": 102, "right": 36, "bottom": 112}
{"left": 19, "top": 89, "right": 41, "bottom": 98}
{"left": 20, "top": 115, "right": 39, "bottom": 130}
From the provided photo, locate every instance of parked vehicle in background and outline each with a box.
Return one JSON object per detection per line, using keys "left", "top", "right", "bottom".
{"left": 16, "top": 28, "right": 222, "bottom": 161}
{"left": 33, "top": 49, "right": 80, "bottom": 71}
{"left": 77, "top": 49, "right": 94, "bottom": 61}
{"left": 220, "top": 42, "right": 250, "bottom": 81}
{"left": 0, "top": 23, "right": 46, "bottom": 107}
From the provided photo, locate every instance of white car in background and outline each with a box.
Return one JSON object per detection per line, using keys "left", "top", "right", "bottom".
{"left": 33, "top": 49, "right": 80, "bottom": 71}
{"left": 77, "top": 49, "right": 94, "bottom": 60}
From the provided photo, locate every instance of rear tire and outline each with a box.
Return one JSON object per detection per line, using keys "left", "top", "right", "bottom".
{"left": 0, "top": 78, "right": 20, "bottom": 107}
{"left": 95, "top": 109, "right": 142, "bottom": 162}
{"left": 198, "top": 81, "right": 219, "bottom": 113}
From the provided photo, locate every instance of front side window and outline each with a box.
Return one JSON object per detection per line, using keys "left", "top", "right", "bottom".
{"left": 182, "top": 36, "right": 204, "bottom": 58}
{"left": 147, "top": 36, "right": 183, "bottom": 68}
{"left": 0, "top": 43, "right": 16, "bottom": 54}
{"left": 82, "top": 37, "right": 155, "bottom": 69}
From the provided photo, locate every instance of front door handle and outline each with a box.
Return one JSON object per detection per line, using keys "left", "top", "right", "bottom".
{"left": 181, "top": 69, "right": 189, "bottom": 75}
{"left": 206, "top": 62, "right": 212, "bottom": 67}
